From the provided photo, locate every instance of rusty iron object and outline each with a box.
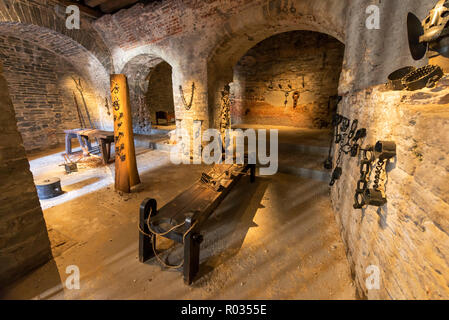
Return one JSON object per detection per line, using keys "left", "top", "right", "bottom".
{"left": 420, "top": 0, "right": 449, "bottom": 43}
{"left": 386, "top": 66, "right": 416, "bottom": 90}
{"left": 60, "top": 153, "right": 78, "bottom": 174}
{"left": 408, "top": 12, "right": 428, "bottom": 61}
{"left": 401, "top": 64, "right": 443, "bottom": 90}
{"left": 353, "top": 141, "right": 397, "bottom": 210}
{"left": 292, "top": 91, "right": 300, "bottom": 109}
{"left": 408, "top": 1, "right": 449, "bottom": 71}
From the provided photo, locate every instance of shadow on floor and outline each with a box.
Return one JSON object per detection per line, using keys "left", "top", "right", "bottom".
{"left": 63, "top": 177, "right": 102, "bottom": 192}
{"left": 0, "top": 258, "right": 63, "bottom": 300}
{"left": 194, "top": 176, "right": 270, "bottom": 284}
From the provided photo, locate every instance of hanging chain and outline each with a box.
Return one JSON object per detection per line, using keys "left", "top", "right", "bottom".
{"left": 330, "top": 116, "right": 353, "bottom": 186}
{"left": 328, "top": 114, "right": 368, "bottom": 189}
{"left": 373, "top": 159, "right": 385, "bottom": 191}
{"left": 179, "top": 82, "right": 195, "bottom": 110}
{"left": 353, "top": 146, "right": 373, "bottom": 209}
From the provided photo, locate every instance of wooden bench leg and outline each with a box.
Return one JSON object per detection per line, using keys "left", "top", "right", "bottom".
{"left": 106, "top": 141, "right": 112, "bottom": 163}
{"left": 184, "top": 232, "right": 202, "bottom": 285}
{"left": 85, "top": 138, "right": 93, "bottom": 152}
{"left": 65, "top": 134, "right": 73, "bottom": 155}
{"left": 139, "top": 198, "right": 157, "bottom": 263}
{"left": 77, "top": 135, "right": 88, "bottom": 155}
{"left": 99, "top": 139, "right": 109, "bottom": 165}
{"left": 250, "top": 164, "right": 256, "bottom": 183}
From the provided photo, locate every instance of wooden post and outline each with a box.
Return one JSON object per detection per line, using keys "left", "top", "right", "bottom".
{"left": 139, "top": 198, "right": 157, "bottom": 263}
{"left": 250, "top": 164, "right": 256, "bottom": 183}
{"left": 183, "top": 216, "right": 201, "bottom": 284}
{"left": 110, "top": 74, "right": 140, "bottom": 193}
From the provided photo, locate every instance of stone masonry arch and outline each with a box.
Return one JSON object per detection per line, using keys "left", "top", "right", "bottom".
{"left": 206, "top": 0, "right": 349, "bottom": 128}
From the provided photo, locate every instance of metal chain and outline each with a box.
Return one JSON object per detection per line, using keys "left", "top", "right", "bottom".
{"left": 329, "top": 116, "right": 358, "bottom": 186}
{"left": 373, "top": 159, "right": 385, "bottom": 191}
{"left": 179, "top": 82, "right": 195, "bottom": 110}
{"left": 353, "top": 146, "right": 373, "bottom": 209}
{"left": 336, "top": 137, "right": 344, "bottom": 165}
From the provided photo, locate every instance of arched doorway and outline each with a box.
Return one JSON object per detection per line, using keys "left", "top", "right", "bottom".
{"left": 145, "top": 61, "right": 176, "bottom": 128}
{"left": 230, "top": 31, "right": 344, "bottom": 129}
{"left": 207, "top": 27, "right": 346, "bottom": 180}
{"left": 0, "top": 23, "right": 110, "bottom": 152}
{"left": 120, "top": 55, "right": 176, "bottom": 135}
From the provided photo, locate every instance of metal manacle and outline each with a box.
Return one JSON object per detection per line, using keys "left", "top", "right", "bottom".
{"left": 353, "top": 141, "right": 397, "bottom": 209}
{"left": 386, "top": 66, "right": 416, "bottom": 90}
{"left": 327, "top": 115, "right": 366, "bottom": 187}
{"left": 402, "top": 64, "right": 443, "bottom": 90}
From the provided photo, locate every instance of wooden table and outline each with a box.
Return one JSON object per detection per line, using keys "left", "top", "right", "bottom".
{"left": 64, "top": 129, "right": 114, "bottom": 164}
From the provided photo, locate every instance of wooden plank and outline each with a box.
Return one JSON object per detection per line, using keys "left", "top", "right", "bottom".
{"left": 150, "top": 164, "right": 250, "bottom": 242}
{"left": 184, "top": 230, "right": 200, "bottom": 284}
{"left": 85, "top": 0, "right": 109, "bottom": 7}
{"left": 156, "top": 183, "right": 209, "bottom": 220}
{"left": 99, "top": 0, "right": 139, "bottom": 13}
{"left": 139, "top": 198, "right": 156, "bottom": 263}
{"left": 157, "top": 164, "right": 248, "bottom": 219}
{"left": 58, "top": 0, "right": 102, "bottom": 17}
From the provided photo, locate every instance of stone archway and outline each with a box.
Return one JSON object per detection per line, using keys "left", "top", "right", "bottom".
{"left": 205, "top": 0, "right": 349, "bottom": 128}
{"left": 230, "top": 30, "right": 345, "bottom": 129}
{"left": 120, "top": 54, "right": 175, "bottom": 134}
{"left": 0, "top": 23, "right": 111, "bottom": 151}
{"left": 0, "top": 0, "right": 112, "bottom": 72}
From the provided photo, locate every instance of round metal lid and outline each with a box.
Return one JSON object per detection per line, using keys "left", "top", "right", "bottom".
{"left": 35, "top": 177, "right": 61, "bottom": 186}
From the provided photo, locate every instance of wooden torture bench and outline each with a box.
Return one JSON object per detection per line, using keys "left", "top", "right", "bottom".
{"left": 139, "top": 162, "right": 256, "bottom": 284}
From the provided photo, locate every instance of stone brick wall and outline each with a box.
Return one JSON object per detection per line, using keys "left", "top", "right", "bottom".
{"left": 120, "top": 55, "right": 175, "bottom": 134}
{"left": 329, "top": 0, "right": 449, "bottom": 299}
{"left": 332, "top": 79, "right": 449, "bottom": 299}
{"left": 95, "top": 0, "right": 349, "bottom": 132}
{"left": 0, "top": 62, "right": 51, "bottom": 288}
{"left": 145, "top": 61, "right": 175, "bottom": 123}
{"left": 0, "top": 0, "right": 112, "bottom": 73}
{"left": 231, "top": 31, "right": 344, "bottom": 128}
{"left": 0, "top": 35, "right": 99, "bottom": 152}
{"left": 2, "top": 0, "right": 447, "bottom": 299}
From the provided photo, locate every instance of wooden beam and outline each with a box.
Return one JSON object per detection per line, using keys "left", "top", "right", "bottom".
{"left": 100, "top": 0, "right": 139, "bottom": 13}
{"left": 59, "top": 1, "right": 103, "bottom": 18}
{"left": 84, "top": 0, "right": 109, "bottom": 7}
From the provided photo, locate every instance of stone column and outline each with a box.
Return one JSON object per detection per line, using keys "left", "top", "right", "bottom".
{"left": 171, "top": 60, "right": 210, "bottom": 158}
{"left": 0, "top": 63, "right": 52, "bottom": 287}
{"left": 172, "top": 60, "right": 209, "bottom": 130}
{"left": 207, "top": 62, "right": 234, "bottom": 130}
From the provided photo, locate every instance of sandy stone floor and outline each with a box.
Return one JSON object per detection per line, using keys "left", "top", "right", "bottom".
{"left": 1, "top": 129, "right": 356, "bottom": 300}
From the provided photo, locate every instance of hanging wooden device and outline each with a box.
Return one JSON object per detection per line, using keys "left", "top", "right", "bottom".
{"left": 110, "top": 74, "right": 140, "bottom": 193}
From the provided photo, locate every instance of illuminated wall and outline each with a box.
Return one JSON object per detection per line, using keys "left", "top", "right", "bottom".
{"left": 145, "top": 61, "right": 175, "bottom": 124}
{"left": 0, "top": 35, "right": 99, "bottom": 152}
{"left": 231, "top": 31, "right": 344, "bottom": 128}
{"left": 0, "top": 62, "right": 51, "bottom": 288}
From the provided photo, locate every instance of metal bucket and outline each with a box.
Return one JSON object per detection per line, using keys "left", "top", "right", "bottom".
{"left": 35, "top": 177, "right": 63, "bottom": 200}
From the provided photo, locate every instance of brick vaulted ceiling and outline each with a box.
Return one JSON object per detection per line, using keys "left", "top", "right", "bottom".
{"left": 64, "top": 0, "right": 159, "bottom": 16}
